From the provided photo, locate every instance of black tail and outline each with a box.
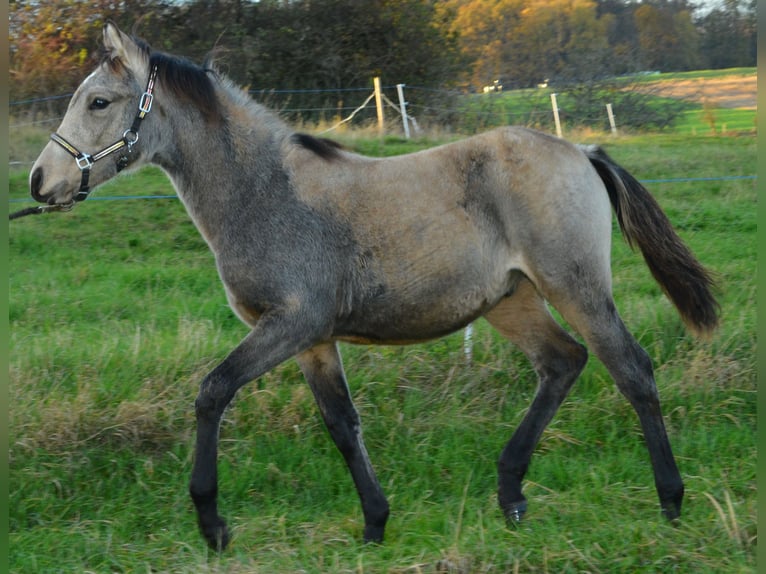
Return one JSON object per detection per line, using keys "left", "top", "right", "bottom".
{"left": 584, "top": 145, "right": 720, "bottom": 337}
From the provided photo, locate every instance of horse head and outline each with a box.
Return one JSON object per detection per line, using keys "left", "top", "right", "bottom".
{"left": 29, "top": 23, "right": 153, "bottom": 207}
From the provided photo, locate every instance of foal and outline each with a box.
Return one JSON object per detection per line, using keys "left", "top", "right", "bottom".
{"left": 29, "top": 23, "right": 718, "bottom": 550}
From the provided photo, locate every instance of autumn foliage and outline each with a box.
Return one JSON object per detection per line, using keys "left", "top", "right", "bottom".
{"left": 9, "top": 0, "right": 756, "bottom": 105}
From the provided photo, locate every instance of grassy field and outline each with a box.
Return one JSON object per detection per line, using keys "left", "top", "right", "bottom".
{"left": 9, "top": 127, "right": 756, "bottom": 572}
{"left": 440, "top": 67, "right": 756, "bottom": 137}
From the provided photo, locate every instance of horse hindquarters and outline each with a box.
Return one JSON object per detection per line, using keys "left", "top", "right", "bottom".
{"left": 485, "top": 143, "right": 687, "bottom": 520}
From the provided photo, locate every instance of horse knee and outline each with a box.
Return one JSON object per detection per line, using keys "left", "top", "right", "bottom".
{"left": 195, "top": 374, "right": 237, "bottom": 420}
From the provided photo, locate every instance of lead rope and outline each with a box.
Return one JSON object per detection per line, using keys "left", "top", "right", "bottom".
{"left": 10, "top": 65, "right": 158, "bottom": 221}
{"left": 9, "top": 203, "right": 74, "bottom": 220}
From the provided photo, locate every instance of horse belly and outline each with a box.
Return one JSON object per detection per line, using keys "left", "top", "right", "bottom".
{"left": 334, "top": 259, "right": 514, "bottom": 345}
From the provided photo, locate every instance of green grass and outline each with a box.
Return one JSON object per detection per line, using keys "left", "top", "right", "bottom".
{"left": 441, "top": 68, "right": 756, "bottom": 135}
{"left": 9, "top": 132, "right": 756, "bottom": 573}
{"left": 673, "top": 108, "right": 757, "bottom": 136}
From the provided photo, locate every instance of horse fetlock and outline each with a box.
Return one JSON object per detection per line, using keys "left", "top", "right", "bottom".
{"left": 499, "top": 497, "right": 528, "bottom": 526}
{"left": 498, "top": 472, "right": 528, "bottom": 524}
{"left": 659, "top": 482, "right": 684, "bottom": 522}
{"left": 362, "top": 499, "right": 389, "bottom": 543}
{"left": 363, "top": 522, "right": 386, "bottom": 544}
{"left": 190, "top": 489, "right": 230, "bottom": 551}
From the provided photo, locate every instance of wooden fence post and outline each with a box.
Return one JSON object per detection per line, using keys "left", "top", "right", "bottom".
{"left": 373, "top": 77, "right": 384, "bottom": 137}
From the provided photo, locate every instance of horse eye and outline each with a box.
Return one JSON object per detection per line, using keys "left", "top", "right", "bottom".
{"left": 89, "top": 98, "right": 111, "bottom": 110}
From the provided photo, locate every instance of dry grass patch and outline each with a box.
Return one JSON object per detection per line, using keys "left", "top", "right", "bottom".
{"left": 635, "top": 75, "right": 757, "bottom": 109}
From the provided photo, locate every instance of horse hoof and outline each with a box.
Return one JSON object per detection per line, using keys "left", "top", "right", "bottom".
{"left": 201, "top": 516, "right": 230, "bottom": 552}
{"left": 661, "top": 500, "right": 682, "bottom": 523}
{"left": 363, "top": 524, "right": 385, "bottom": 545}
{"left": 502, "top": 500, "right": 528, "bottom": 526}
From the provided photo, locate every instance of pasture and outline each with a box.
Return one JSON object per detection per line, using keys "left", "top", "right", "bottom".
{"left": 9, "top": 132, "right": 755, "bottom": 573}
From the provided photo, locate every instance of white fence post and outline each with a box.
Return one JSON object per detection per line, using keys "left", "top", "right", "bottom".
{"left": 396, "top": 83, "right": 410, "bottom": 139}
{"left": 550, "top": 93, "right": 562, "bottom": 137}
{"left": 464, "top": 323, "right": 473, "bottom": 364}
{"left": 606, "top": 103, "right": 617, "bottom": 135}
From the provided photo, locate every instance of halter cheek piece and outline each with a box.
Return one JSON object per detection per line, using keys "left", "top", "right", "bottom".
{"left": 50, "top": 65, "right": 159, "bottom": 204}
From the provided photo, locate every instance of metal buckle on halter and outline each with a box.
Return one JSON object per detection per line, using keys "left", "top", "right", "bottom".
{"left": 139, "top": 92, "right": 153, "bottom": 114}
{"left": 76, "top": 154, "right": 94, "bottom": 171}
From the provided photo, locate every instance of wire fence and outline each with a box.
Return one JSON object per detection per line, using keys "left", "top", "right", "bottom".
{"left": 11, "top": 79, "right": 709, "bottom": 167}
{"left": 9, "top": 81, "right": 755, "bottom": 182}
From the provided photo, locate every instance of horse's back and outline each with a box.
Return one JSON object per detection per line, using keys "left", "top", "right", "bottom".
{"left": 285, "top": 126, "right": 614, "bottom": 343}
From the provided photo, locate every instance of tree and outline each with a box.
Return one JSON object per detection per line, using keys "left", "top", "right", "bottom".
{"left": 444, "top": 0, "right": 525, "bottom": 89}
{"left": 697, "top": 0, "right": 756, "bottom": 69}
{"left": 634, "top": 1, "right": 701, "bottom": 71}
{"left": 446, "top": 0, "right": 611, "bottom": 89}
{"left": 10, "top": 0, "right": 101, "bottom": 102}
{"left": 511, "top": 0, "right": 611, "bottom": 85}
{"left": 9, "top": 0, "right": 172, "bottom": 105}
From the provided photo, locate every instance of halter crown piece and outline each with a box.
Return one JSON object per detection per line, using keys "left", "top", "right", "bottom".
{"left": 50, "top": 65, "right": 159, "bottom": 203}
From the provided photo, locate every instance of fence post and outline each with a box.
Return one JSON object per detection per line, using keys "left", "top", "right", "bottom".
{"left": 606, "top": 103, "right": 617, "bottom": 135}
{"left": 373, "top": 77, "right": 385, "bottom": 137}
{"left": 550, "top": 93, "right": 562, "bottom": 137}
{"left": 396, "top": 83, "right": 410, "bottom": 139}
{"left": 464, "top": 323, "right": 473, "bottom": 365}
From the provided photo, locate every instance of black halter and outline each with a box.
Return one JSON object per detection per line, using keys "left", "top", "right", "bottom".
{"left": 50, "top": 65, "right": 159, "bottom": 203}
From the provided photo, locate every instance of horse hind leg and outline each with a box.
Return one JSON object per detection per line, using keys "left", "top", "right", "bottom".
{"left": 546, "top": 286, "right": 684, "bottom": 521}
{"left": 484, "top": 277, "right": 588, "bottom": 524}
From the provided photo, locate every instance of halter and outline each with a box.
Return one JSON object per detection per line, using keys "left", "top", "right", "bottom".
{"left": 50, "top": 65, "right": 159, "bottom": 204}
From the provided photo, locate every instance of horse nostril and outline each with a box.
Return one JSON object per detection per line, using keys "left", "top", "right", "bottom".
{"left": 30, "top": 167, "right": 45, "bottom": 202}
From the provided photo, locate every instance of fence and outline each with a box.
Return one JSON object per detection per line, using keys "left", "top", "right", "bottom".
{"left": 11, "top": 76, "right": 706, "bottom": 167}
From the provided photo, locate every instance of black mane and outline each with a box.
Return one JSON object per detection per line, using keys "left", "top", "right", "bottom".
{"left": 103, "top": 34, "right": 222, "bottom": 124}
{"left": 148, "top": 51, "right": 222, "bottom": 124}
{"left": 292, "top": 133, "right": 343, "bottom": 161}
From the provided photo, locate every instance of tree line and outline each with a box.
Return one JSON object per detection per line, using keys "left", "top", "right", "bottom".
{"left": 9, "top": 0, "right": 756, "bottom": 113}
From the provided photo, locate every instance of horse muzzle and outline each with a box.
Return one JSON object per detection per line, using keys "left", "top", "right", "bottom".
{"left": 29, "top": 165, "right": 77, "bottom": 206}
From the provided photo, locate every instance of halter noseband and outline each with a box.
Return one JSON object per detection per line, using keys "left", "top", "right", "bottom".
{"left": 50, "top": 65, "right": 159, "bottom": 203}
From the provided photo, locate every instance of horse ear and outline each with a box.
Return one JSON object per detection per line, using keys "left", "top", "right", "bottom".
{"left": 102, "top": 21, "right": 144, "bottom": 69}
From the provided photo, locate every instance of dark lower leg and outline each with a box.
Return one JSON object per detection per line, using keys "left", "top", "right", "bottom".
{"left": 187, "top": 314, "right": 326, "bottom": 550}
{"left": 633, "top": 400, "right": 684, "bottom": 520}
{"left": 189, "top": 408, "right": 230, "bottom": 551}
{"left": 497, "top": 370, "right": 581, "bottom": 522}
{"left": 297, "top": 344, "right": 389, "bottom": 542}
{"left": 496, "top": 340, "right": 587, "bottom": 523}
{"left": 592, "top": 322, "right": 684, "bottom": 521}
{"left": 485, "top": 286, "right": 588, "bottom": 524}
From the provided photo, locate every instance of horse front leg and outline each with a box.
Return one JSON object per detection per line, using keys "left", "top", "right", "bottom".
{"left": 189, "top": 312, "right": 325, "bottom": 551}
{"left": 296, "top": 342, "right": 390, "bottom": 543}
